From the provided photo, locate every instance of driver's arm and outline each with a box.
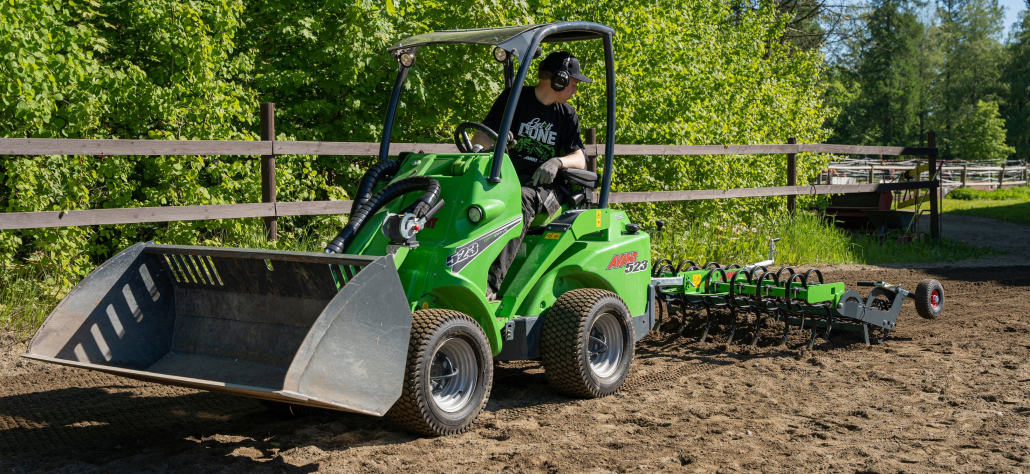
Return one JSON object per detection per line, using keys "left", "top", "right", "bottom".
{"left": 557, "top": 149, "right": 586, "bottom": 170}
{"left": 471, "top": 130, "right": 494, "bottom": 150}
{"left": 472, "top": 131, "right": 586, "bottom": 170}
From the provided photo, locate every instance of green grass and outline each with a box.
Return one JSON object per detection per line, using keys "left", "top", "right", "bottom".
{"left": 650, "top": 213, "right": 853, "bottom": 267}
{"left": 946, "top": 186, "right": 1030, "bottom": 201}
{"left": 942, "top": 188, "right": 1030, "bottom": 226}
{"left": 650, "top": 211, "right": 997, "bottom": 267}
{"left": 0, "top": 266, "right": 64, "bottom": 338}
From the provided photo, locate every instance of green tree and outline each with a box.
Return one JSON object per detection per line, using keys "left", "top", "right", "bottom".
{"left": 1002, "top": 5, "right": 1030, "bottom": 162}
{"left": 848, "top": 0, "right": 925, "bottom": 147}
{"left": 0, "top": 1, "right": 338, "bottom": 278}
{"left": 935, "top": 0, "right": 1008, "bottom": 157}
{"left": 953, "top": 99, "right": 1015, "bottom": 163}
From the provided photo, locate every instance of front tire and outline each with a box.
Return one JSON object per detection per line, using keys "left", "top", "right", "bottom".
{"left": 541, "top": 289, "right": 635, "bottom": 398}
{"left": 387, "top": 309, "right": 493, "bottom": 436}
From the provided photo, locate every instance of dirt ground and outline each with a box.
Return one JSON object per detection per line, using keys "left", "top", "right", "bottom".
{"left": 2, "top": 217, "right": 1029, "bottom": 473}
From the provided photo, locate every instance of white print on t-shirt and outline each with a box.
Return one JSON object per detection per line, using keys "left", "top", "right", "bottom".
{"left": 518, "top": 118, "right": 558, "bottom": 146}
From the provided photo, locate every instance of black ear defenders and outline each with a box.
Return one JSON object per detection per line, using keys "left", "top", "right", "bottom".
{"left": 550, "top": 56, "right": 572, "bottom": 92}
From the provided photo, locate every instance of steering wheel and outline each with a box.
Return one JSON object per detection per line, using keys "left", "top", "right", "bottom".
{"left": 453, "top": 122, "right": 499, "bottom": 153}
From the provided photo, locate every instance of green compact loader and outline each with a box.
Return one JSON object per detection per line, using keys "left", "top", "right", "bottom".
{"left": 23, "top": 22, "right": 657, "bottom": 436}
{"left": 22, "top": 21, "right": 944, "bottom": 437}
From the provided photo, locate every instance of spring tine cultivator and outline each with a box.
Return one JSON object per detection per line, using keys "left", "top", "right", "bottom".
{"left": 651, "top": 239, "right": 945, "bottom": 349}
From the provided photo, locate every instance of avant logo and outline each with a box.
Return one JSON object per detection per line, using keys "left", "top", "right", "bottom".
{"left": 607, "top": 251, "right": 648, "bottom": 274}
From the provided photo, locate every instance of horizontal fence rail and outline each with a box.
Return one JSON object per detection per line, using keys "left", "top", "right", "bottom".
{"left": 609, "top": 182, "right": 931, "bottom": 204}
{"left": 0, "top": 133, "right": 942, "bottom": 238}
{"left": 0, "top": 138, "right": 936, "bottom": 157}
{"left": 0, "top": 182, "right": 935, "bottom": 230}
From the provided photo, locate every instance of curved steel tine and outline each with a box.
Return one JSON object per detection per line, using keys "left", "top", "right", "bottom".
{"left": 699, "top": 306, "right": 713, "bottom": 343}
{"left": 726, "top": 308, "right": 738, "bottom": 345}
{"left": 807, "top": 321, "right": 819, "bottom": 350}
{"left": 779, "top": 310, "right": 791, "bottom": 346}
{"left": 750, "top": 315, "right": 763, "bottom": 347}
{"left": 676, "top": 294, "right": 690, "bottom": 337}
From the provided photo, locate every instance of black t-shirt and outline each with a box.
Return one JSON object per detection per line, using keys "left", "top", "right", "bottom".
{"left": 483, "top": 87, "right": 585, "bottom": 181}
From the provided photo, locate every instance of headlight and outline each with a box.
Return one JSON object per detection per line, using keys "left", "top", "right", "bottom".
{"left": 492, "top": 47, "right": 508, "bottom": 63}
{"left": 399, "top": 52, "right": 416, "bottom": 68}
{"left": 467, "top": 205, "right": 484, "bottom": 224}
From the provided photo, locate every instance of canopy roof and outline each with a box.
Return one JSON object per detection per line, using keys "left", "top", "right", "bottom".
{"left": 388, "top": 22, "right": 613, "bottom": 60}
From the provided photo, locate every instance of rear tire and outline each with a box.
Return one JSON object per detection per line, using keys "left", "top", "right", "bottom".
{"left": 387, "top": 309, "right": 493, "bottom": 436}
{"left": 541, "top": 289, "right": 635, "bottom": 398}
{"left": 914, "top": 279, "right": 944, "bottom": 320}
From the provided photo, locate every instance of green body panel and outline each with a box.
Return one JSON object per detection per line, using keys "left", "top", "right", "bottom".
{"left": 342, "top": 153, "right": 650, "bottom": 355}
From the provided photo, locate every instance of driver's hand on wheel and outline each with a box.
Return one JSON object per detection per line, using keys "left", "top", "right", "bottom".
{"left": 532, "top": 158, "right": 564, "bottom": 186}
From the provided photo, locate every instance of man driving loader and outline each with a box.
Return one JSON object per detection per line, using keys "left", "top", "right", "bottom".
{"left": 470, "top": 51, "right": 592, "bottom": 299}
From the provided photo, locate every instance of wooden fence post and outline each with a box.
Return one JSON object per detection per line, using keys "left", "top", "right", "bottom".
{"left": 787, "top": 137, "right": 796, "bottom": 216}
{"left": 1023, "top": 165, "right": 1028, "bottom": 186}
{"left": 584, "top": 127, "right": 597, "bottom": 173}
{"left": 961, "top": 166, "right": 968, "bottom": 187}
{"left": 928, "top": 131, "right": 939, "bottom": 240}
{"left": 260, "top": 103, "right": 277, "bottom": 241}
{"left": 999, "top": 165, "right": 1006, "bottom": 188}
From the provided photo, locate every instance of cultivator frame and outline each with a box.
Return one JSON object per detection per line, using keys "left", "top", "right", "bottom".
{"left": 651, "top": 242, "right": 943, "bottom": 349}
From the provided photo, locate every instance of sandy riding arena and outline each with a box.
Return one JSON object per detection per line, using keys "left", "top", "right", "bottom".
{"left": 1, "top": 261, "right": 1028, "bottom": 473}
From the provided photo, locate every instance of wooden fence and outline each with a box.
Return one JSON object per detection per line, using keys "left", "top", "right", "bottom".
{"left": 0, "top": 104, "right": 942, "bottom": 238}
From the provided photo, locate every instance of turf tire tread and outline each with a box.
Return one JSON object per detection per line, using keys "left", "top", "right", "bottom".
{"left": 386, "top": 309, "right": 491, "bottom": 436}
{"left": 541, "top": 288, "right": 628, "bottom": 398}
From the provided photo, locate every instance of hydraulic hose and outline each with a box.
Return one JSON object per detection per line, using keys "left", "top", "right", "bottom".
{"left": 325, "top": 176, "right": 442, "bottom": 254}
{"left": 350, "top": 159, "right": 401, "bottom": 221}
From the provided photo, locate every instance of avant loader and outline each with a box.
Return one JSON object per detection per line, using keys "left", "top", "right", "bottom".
{"left": 23, "top": 22, "right": 944, "bottom": 436}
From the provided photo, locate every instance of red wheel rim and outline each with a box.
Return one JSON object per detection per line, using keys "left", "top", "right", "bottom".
{"left": 930, "top": 289, "right": 941, "bottom": 308}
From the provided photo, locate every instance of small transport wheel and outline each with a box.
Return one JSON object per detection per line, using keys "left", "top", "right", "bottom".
{"left": 387, "top": 309, "right": 493, "bottom": 436}
{"left": 914, "top": 279, "right": 944, "bottom": 320}
{"left": 541, "top": 288, "right": 635, "bottom": 398}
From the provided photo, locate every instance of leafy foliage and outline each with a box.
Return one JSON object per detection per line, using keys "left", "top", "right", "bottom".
{"left": 544, "top": 1, "right": 833, "bottom": 228}
{"left": 0, "top": 0, "right": 342, "bottom": 279}
{"left": 947, "top": 185, "right": 1030, "bottom": 200}
{"left": 1003, "top": 7, "right": 1030, "bottom": 163}
{"left": 1, "top": 0, "right": 833, "bottom": 278}
{"left": 952, "top": 100, "right": 1015, "bottom": 163}
{"left": 829, "top": 0, "right": 925, "bottom": 147}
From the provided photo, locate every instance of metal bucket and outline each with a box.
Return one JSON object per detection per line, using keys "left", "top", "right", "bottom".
{"left": 22, "top": 243, "right": 413, "bottom": 416}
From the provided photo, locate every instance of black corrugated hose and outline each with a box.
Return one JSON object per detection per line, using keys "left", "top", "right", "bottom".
{"left": 350, "top": 159, "right": 401, "bottom": 221}
{"left": 325, "top": 176, "right": 441, "bottom": 254}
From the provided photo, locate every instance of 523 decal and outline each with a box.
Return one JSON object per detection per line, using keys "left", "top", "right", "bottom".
{"left": 623, "top": 260, "right": 649, "bottom": 274}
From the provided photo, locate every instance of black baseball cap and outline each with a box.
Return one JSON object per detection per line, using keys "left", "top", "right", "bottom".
{"left": 539, "top": 52, "right": 592, "bottom": 83}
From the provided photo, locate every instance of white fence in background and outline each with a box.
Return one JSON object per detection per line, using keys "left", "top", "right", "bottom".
{"left": 823, "top": 159, "right": 1028, "bottom": 189}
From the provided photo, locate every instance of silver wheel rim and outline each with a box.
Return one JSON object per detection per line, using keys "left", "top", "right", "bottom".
{"left": 588, "top": 312, "right": 624, "bottom": 379}
{"left": 429, "top": 337, "right": 478, "bottom": 413}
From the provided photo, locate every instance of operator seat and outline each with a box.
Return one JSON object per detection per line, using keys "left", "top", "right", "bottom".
{"left": 557, "top": 168, "right": 600, "bottom": 210}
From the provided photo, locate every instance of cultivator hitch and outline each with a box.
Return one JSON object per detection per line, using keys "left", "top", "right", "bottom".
{"left": 650, "top": 247, "right": 944, "bottom": 349}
